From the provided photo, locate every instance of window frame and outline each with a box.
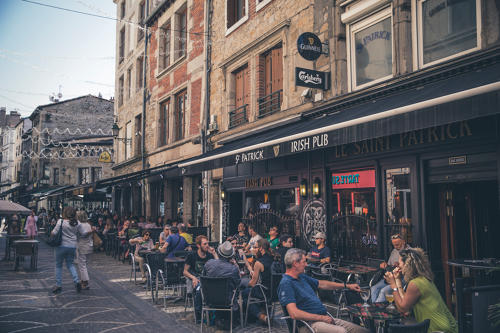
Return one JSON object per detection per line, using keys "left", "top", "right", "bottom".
{"left": 413, "top": 0, "right": 481, "bottom": 69}
{"left": 256, "top": 0, "right": 272, "bottom": 12}
{"left": 127, "top": 67, "right": 132, "bottom": 100}
{"left": 158, "top": 98, "right": 170, "bottom": 147}
{"left": 348, "top": 6, "right": 394, "bottom": 91}
{"left": 118, "top": 75, "right": 124, "bottom": 107}
{"left": 53, "top": 168, "right": 59, "bottom": 185}
{"left": 136, "top": 55, "right": 144, "bottom": 92}
{"left": 176, "top": 7, "right": 188, "bottom": 60}
{"left": 174, "top": 90, "right": 187, "bottom": 141}
{"left": 119, "top": 27, "right": 126, "bottom": 63}
{"left": 120, "top": 1, "right": 126, "bottom": 19}
{"left": 78, "top": 167, "right": 90, "bottom": 185}
{"left": 160, "top": 21, "right": 171, "bottom": 71}
{"left": 138, "top": 1, "right": 145, "bottom": 42}
{"left": 225, "top": 0, "right": 249, "bottom": 36}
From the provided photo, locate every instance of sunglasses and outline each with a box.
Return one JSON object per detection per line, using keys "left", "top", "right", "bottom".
{"left": 391, "top": 234, "right": 402, "bottom": 240}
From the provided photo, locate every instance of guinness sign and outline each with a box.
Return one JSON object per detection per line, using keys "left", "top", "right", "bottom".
{"left": 297, "top": 32, "right": 323, "bottom": 61}
{"left": 295, "top": 67, "right": 330, "bottom": 90}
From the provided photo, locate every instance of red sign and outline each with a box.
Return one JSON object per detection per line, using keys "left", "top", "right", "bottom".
{"left": 332, "top": 170, "right": 375, "bottom": 189}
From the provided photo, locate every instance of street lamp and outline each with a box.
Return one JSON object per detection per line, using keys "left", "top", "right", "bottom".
{"left": 112, "top": 122, "right": 131, "bottom": 143}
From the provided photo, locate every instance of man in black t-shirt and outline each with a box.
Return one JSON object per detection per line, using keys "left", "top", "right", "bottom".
{"left": 307, "top": 232, "right": 331, "bottom": 264}
{"left": 183, "top": 235, "right": 218, "bottom": 322}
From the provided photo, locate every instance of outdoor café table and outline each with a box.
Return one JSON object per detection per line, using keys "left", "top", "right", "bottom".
{"left": 13, "top": 239, "right": 39, "bottom": 271}
{"left": 4, "top": 234, "right": 29, "bottom": 260}
{"left": 447, "top": 259, "right": 500, "bottom": 285}
{"left": 333, "top": 264, "right": 379, "bottom": 283}
{"left": 345, "top": 303, "right": 402, "bottom": 333}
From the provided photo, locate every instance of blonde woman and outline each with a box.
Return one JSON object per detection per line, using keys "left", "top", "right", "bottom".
{"left": 76, "top": 210, "right": 94, "bottom": 290}
{"left": 385, "top": 248, "right": 458, "bottom": 333}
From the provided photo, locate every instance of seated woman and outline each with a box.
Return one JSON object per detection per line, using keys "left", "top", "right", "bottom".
{"left": 241, "top": 238, "right": 274, "bottom": 324}
{"left": 129, "top": 230, "right": 154, "bottom": 283}
{"left": 159, "top": 225, "right": 171, "bottom": 246}
{"left": 385, "top": 248, "right": 458, "bottom": 333}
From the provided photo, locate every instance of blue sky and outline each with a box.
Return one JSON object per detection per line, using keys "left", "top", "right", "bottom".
{"left": 0, "top": 0, "right": 116, "bottom": 116}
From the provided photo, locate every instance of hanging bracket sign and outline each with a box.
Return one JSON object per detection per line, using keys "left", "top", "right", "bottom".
{"left": 297, "top": 32, "right": 323, "bottom": 61}
{"left": 296, "top": 67, "right": 331, "bottom": 90}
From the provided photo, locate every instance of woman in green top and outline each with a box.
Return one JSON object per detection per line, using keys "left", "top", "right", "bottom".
{"left": 266, "top": 225, "right": 280, "bottom": 249}
{"left": 384, "top": 248, "right": 458, "bottom": 333}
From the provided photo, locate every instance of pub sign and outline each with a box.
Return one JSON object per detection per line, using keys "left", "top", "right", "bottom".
{"left": 297, "top": 32, "right": 323, "bottom": 61}
{"left": 295, "top": 67, "right": 331, "bottom": 90}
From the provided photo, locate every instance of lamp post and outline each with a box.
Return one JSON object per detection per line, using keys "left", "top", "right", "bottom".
{"left": 112, "top": 122, "right": 132, "bottom": 143}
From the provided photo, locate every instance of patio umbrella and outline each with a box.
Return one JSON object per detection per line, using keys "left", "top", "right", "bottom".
{"left": 0, "top": 200, "right": 31, "bottom": 215}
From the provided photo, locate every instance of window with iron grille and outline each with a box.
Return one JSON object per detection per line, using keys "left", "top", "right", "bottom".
{"left": 258, "top": 44, "right": 282, "bottom": 117}
{"left": 230, "top": 64, "right": 249, "bottom": 128}
{"left": 174, "top": 90, "right": 187, "bottom": 141}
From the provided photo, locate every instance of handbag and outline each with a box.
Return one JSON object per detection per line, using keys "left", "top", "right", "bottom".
{"left": 93, "top": 232, "right": 103, "bottom": 249}
{"left": 47, "top": 220, "right": 63, "bottom": 247}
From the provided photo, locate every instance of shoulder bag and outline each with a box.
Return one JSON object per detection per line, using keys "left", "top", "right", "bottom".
{"left": 47, "top": 220, "right": 63, "bottom": 247}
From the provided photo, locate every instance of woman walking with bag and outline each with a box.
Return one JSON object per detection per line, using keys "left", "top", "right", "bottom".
{"left": 51, "top": 206, "right": 84, "bottom": 294}
{"left": 76, "top": 210, "right": 94, "bottom": 290}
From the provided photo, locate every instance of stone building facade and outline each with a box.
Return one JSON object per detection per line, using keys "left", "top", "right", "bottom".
{"left": 29, "top": 95, "right": 114, "bottom": 210}
{"left": 112, "top": 0, "right": 207, "bottom": 225}
{"left": 0, "top": 109, "right": 21, "bottom": 196}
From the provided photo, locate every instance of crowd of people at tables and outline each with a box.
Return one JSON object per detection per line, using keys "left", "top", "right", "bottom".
{"left": 36, "top": 208, "right": 457, "bottom": 332}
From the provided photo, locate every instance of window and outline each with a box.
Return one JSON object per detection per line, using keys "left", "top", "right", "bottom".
{"left": 135, "top": 114, "right": 142, "bottom": 156}
{"left": 176, "top": 8, "right": 187, "bottom": 60}
{"left": 120, "top": 1, "right": 126, "bottom": 19}
{"left": 227, "top": 0, "right": 247, "bottom": 29}
{"left": 160, "top": 21, "right": 171, "bottom": 70}
{"left": 125, "top": 121, "right": 132, "bottom": 159}
{"left": 385, "top": 167, "right": 412, "bottom": 254}
{"left": 53, "top": 168, "right": 59, "bottom": 185}
{"left": 138, "top": 1, "right": 145, "bottom": 41}
{"left": 43, "top": 164, "right": 50, "bottom": 180}
{"left": 174, "top": 90, "right": 187, "bottom": 141}
{"left": 416, "top": 0, "right": 479, "bottom": 67}
{"left": 118, "top": 75, "right": 124, "bottom": 106}
{"left": 256, "top": 0, "right": 272, "bottom": 12}
{"left": 158, "top": 99, "right": 170, "bottom": 146}
{"left": 79, "top": 168, "right": 90, "bottom": 185}
{"left": 127, "top": 67, "right": 132, "bottom": 99}
{"left": 92, "top": 167, "right": 102, "bottom": 182}
{"left": 258, "top": 45, "right": 283, "bottom": 117}
{"left": 229, "top": 65, "right": 250, "bottom": 128}
{"left": 119, "top": 27, "right": 125, "bottom": 63}
{"left": 136, "top": 56, "right": 144, "bottom": 92}
{"left": 349, "top": 8, "right": 392, "bottom": 89}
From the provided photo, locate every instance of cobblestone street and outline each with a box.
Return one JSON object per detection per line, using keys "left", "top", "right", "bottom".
{"left": 0, "top": 233, "right": 289, "bottom": 333}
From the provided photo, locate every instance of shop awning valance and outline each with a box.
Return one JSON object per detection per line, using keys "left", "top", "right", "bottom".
{"left": 180, "top": 60, "right": 500, "bottom": 174}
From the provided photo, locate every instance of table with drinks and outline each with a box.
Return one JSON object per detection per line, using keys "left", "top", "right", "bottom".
{"left": 346, "top": 301, "right": 402, "bottom": 333}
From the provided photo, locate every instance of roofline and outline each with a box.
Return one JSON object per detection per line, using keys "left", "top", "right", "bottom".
{"left": 29, "top": 94, "right": 113, "bottom": 120}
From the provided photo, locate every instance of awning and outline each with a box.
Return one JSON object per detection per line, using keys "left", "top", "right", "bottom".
{"left": 180, "top": 60, "right": 500, "bottom": 173}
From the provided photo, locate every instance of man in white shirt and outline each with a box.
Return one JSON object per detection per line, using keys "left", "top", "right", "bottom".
{"left": 245, "top": 225, "right": 262, "bottom": 253}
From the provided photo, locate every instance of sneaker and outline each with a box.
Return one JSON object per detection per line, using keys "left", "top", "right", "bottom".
{"left": 81, "top": 281, "right": 89, "bottom": 290}
{"left": 52, "top": 286, "right": 62, "bottom": 294}
{"left": 75, "top": 282, "right": 82, "bottom": 293}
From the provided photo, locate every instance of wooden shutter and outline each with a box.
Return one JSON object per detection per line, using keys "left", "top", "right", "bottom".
{"left": 244, "top": 65, "right": 250, "bottom": 106}
{"left": 235, "top": 68, "right": 244, "bottom": 108}
{"left": 264, "top": 52, "right": 272, "bottom": 96}
{"left": 271, "top": 47, "right": 283, "bottom": 92}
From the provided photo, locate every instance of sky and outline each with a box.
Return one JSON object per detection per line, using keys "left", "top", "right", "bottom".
{"left": 0, "top": 0, "right": 117, "bottom": 117}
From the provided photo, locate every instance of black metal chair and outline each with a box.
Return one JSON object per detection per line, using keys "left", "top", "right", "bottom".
{"left": 104, "top": 232, "right": 116, "bottom": 255}
{"left": 281, "top": 305, "right": 337, "bottom": 333}
{"left": 269, "top": 271, "right": 283, "bottom": 321}
{"left": 157, "top": 259, "right": 186, "bottom": 308}
{"left": 244, "top": 283, "right": 271, "bottom": 332}
{"left": 199, "top": 276, "right": 241, "bottom": 333}
{"left": 388, "top": 319, "right": 430, "bottom": 333}
{"left": 13, "top": 241, "right": 38, "bottom": 271}
{"left": 144, "top": 252, "right": 167, "bottom": 303}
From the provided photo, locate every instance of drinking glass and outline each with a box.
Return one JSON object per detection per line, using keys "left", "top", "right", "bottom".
{"left": 360, "top": 287, "right": 370, "bottom": 307}
{"left": 385, "top": 292, "right": 395, "bottom": 310}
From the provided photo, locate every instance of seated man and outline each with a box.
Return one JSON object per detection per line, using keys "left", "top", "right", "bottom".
{"left": 371, "top": 233, "right": 410, "bottom": 303}
{"left": 279, "top": 248, "right": 369, "bottom": 333}
{"left": 203, "top": 241, "right": 241, "bottom": 329}
{"left": 244, "top": 225, "right": 263, "bottom": 253}
{"left": 307, "top": 232, "right": 331, "bottom": 264}
{"left": 178, "top": 223, "right": 193, "bottom": 245}
{"left": 129, "top": 230, "right": 154, "bottom": 283}
{"left": 266, "top": 225, "right": 280, "bottom": 249}
{"left": 160, "top": 226, "right": 188, "bottom": 257}
{"left": 159, "top": 224, "right": 170, "bottom": 246}
{"left": 276, "top": 234, "right": 294, "bottom": 271}
{"left": 184, "top": 235, "right": 218, "bottom": 321}
{"left": 232, "top": 222, "right": 249, "bottom": 247}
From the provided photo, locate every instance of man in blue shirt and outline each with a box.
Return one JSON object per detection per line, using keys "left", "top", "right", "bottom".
{"left": 278, "top": 248, "right": 369, "bottom": 333}
{"left": 307, "top": 232, "right": 331, "bottom": 264}
{"left": 160, "top": 226, "right": 187, "bottom": 257}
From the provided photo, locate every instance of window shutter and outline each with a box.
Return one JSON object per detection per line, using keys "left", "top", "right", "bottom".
{"left": 244, "top": 65, "right": 250, "bottom": 106}
{"left": 235, "top": 69, "right": 243, "bottom": 108}
{"left": 264, "top": 52, "right": 272, "bottom": 96}
{"left": 271, "top": 47, "right": 283, "bottom": 93}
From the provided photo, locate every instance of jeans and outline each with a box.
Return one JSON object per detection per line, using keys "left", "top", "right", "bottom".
{"left": 371, "top": 278, "right": 405, "bottom": 302}
{"left": 55, "top": 246, "right": 79, "bottom": 287}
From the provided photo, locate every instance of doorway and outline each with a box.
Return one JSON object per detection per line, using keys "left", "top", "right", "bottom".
{"left": 427, "top": 181, "right": 500, "bottom": 311}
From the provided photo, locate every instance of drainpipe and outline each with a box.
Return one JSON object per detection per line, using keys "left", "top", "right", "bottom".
{"left": 141, "top": 0, "right": 149, "bottom": 216}
{"left": 202, "top": 0, "right": 212, "bottom": 232}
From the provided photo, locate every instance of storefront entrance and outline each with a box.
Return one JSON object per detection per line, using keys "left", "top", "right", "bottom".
{"left": 427, "top": 181, "right": 500, "bottom": 310}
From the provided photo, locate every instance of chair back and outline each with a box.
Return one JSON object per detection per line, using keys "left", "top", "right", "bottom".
{"left": 270, "top": 272, "right": 283, "bottom": 303}
{"left": 164, "top": 260, "right": 184, "bottom": 285}
{"left": 200, "top": 276, "right": 234, "bottom": 308}
{"left": 15, "top": 242, "right": 35, "bottom": 256}
{"left": 173, "top": 250, "right": 189, "bottom": 258}
{"left": 145, "top": 252, "right": 167, "bottom": 276}
{"left": 367, "top": 257, "right": 384, "bottom": 268}
{"left": 388, "top": 319, "right": 430, "bottom": 333}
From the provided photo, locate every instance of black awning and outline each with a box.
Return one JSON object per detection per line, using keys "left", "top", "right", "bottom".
{"left": 180, "top": 61, "right": 500, "bottom": 173}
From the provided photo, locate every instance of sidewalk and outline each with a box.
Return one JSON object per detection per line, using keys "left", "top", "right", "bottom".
{"left": 0, "top": 233, "right": 288, "bottom": 333}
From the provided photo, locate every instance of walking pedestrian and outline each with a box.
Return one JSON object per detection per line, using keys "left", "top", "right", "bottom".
{"left": 51, "top": 206, "right": 85, "bottom": 294}
{"left": 25, "top": 210, "right": 37, "bottom": 239}
{"left": 76, "top": 210, "right": 94, "bottom": 290}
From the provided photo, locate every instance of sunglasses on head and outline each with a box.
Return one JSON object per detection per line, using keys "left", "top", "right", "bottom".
{"left": 391, "top": 234, "right": 402, "bottom": 240}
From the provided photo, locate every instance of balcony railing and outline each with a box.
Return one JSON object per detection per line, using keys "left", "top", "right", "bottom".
{"left": 229, "top": 104, "right": 248, "bottom": 129}
{"left": 258, "top": 89, "right": 282, "bottom": 118}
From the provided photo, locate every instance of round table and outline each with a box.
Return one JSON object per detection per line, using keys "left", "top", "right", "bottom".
{"left": 345, "top": 303, "right": 402, "bottom": 333}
